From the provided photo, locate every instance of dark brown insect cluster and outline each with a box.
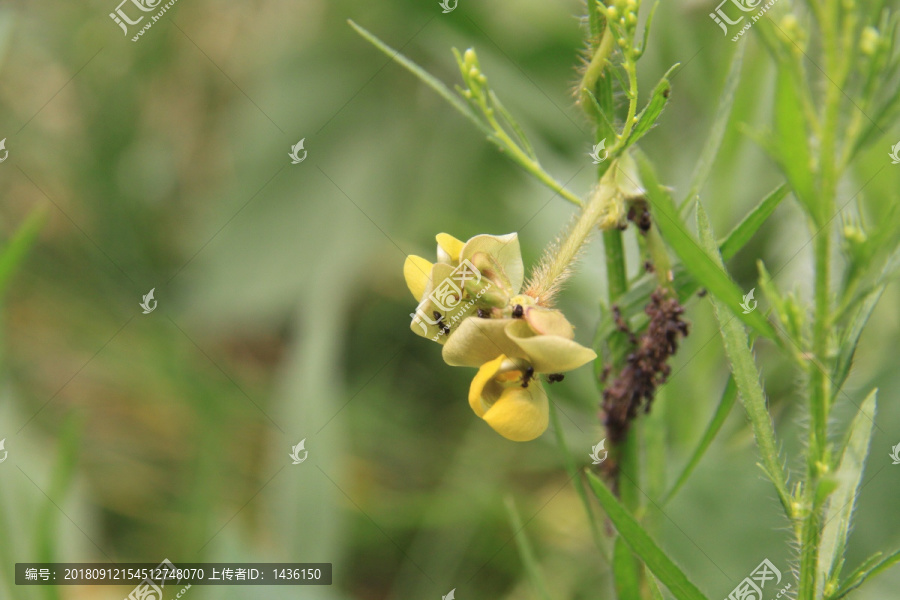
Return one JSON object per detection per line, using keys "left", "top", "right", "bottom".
{"left": 600, "top": 288, "right": 690, "bottom": 474}
{"left": 627, "top": 200, "right": 652, "bottom": 234}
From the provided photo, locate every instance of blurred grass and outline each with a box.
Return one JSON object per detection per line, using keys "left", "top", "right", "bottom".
{"left": 0, "top": 0, "right": 898, "bottom": 599}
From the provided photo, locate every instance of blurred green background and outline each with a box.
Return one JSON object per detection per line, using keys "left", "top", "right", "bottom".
{"left": 0, "top": 0, "right": 898, "bottom": 598}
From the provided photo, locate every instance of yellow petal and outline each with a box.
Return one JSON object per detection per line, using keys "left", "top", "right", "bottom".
{"left": 468, "top": 355, "right": 506, "bottom": 417}
{"left": 442, "top": 317, "right": 524, "bottom": 367}
{"left": 460, "top": 233, "right": 525, "bottom": 293}
{"left": 506, "top": 320, "right": 597, "bottom": 373}
{"left": 523, "top": 307, "right": 575, "bottom": 339}
{"left": 436, "top": 233, "right": 465, "bottom": 264}
{"left": 404, "top": 255, "right": 433, "bottom": 301}
{"left": 482, "top": 383, "right": 549, "bottom": 442}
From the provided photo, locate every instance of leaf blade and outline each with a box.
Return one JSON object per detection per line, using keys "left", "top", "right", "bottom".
{"left": 586, "top": 472, "right": 710, "bottom": 600}
{"left": 684, "top": 43, "right": 745, "bottom": 206}
{"left": 696, "top": 203, "right": 791, "bottom": 513}
{"left": 663, "top": 376, "right": 738, "bottom": 505}
{"left": 818, "top": 389, "right": 878, "bottom": 592}
{"left": 636, "top": 154, "right": 778, "bottom": 340}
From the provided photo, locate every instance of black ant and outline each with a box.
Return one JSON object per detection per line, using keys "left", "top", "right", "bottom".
{"left": 477, "top": 308, "right": 490, "bottom": 318}
{"left": 520, "top": 366, "right": 535, "bottom": 388}
{"left": 547, "top": 373, "right": 565, "bottom": 384}
{"left": 512, "top": 304, "right": 524, "bottom": 318}
{"left": 433, "top": 310, "right": 450, "bottom": 335}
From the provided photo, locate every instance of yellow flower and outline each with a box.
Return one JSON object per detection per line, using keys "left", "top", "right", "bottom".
{"left": 403, "top": 232, "right": 596, "bottom": 442}
{"left": 469, "top": 355, "right": 548, "bottom": 442}
{"left": 404, "top": 233, "right": 523, "bottom": 343}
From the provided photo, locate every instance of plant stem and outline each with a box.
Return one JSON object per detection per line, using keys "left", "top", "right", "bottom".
{"left": 484, "top": 107, "right": 584, "bottom": 208}
{"left": 799, "top": 3, "right": 842, "bottom": 596}
{"left": 603, "top": 229, "right": 628, "bottom": 303}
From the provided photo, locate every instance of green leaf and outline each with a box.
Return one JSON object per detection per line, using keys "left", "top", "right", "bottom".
{"left": 636, "top": 153, "right": 777, "bottom": 340}
{"left": 663, "top": 376, "right": 738, "bottom": 505}
{"left": 505, "top": 497, "right": 553, "bottom": 600}
{"left": 625, "top": 64, "right": 678, "bottom": 148}
{"left": 771, "top": 67, "right": 818, "bottom": 223}
{"left": 0, "top": 207, "right": 47, "bottom": 298}
{"left": 348, "top": 21, "right": 492, "bottom": 139}
{"left": 828, "top": 549, "right": 900, "bottom": 600}
{"left": 586, "top": 0, "right": 604, "bottom": 41}
{"left": 613, "top": 536, "right": 643, "bottom": 600}
{"left": 695, "top": 203, "right": 792, "bottom": 513}
{"left": 648, "top": 573, "right": 666, "bottom": 600}
{"left": 818, "top": 389, "right": 878, "bottom": 593}
{"left": 832, "top": 289, "right": 883, "bottom": 395}
{"left": 37, "top": 415, "right": 83, "bottom": 600}
{"left": 586, "top": 472, "right": 710, "bottom": 600}
{"left": 684, "top": 43, "right": 745, "bottom": 207}
{"left": 719, "top": 183, "right": 789, "bottom": 261}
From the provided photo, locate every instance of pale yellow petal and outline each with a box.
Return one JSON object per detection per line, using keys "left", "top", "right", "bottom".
{"left": 436, "top": 233, "right": 465, "bottom": 264}
{"left": 523, "top": 307, "right": 575, "bottom": 339}
{"left": 506, "top": 320, "right": 597, "bottom": 373}
{"left": 404, "top": 255, "right": 433, "bottom": 301}
{"left": 482, "top": 383, "right": 549, "bottom": 442}
{"left": 460, "top": 233, "right": 525, "bottom": 293}
{"left": 442, "top": 317, "right": 525, "bottom": 367}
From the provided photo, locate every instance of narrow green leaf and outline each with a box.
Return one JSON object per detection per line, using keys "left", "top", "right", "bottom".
{"left": 505, "top": 497, "right": 553, "bottom": 600}
{"left": 613, "top": 536, "right": 643, "bottom": 600}
{"left": 348, "top": 21, "right": 492, "bottom": 139}
{"left": 587, "top": 0, "right": 604, "bottom": 40}
{"left": 696, "top": 203, "right": 792, "bottom": 513}
{"left": 719, "top": 183, "right": 789, "bottom": 261}
{"left": 636, "top": 154, "right": 778, "bottom": 340}
{"left": 648, "top": 573, "right": 666, "bottom": 600}
{"left": 638, "top": 2, "right": 659, "bottom": 57}
{"left": 586, "top": 472, "right": 710, "bottom": 600}
{"left": 625, "top": 64, "right": 678, "bottom": 148}
{"left": 818, "top": 389, "right": 878, "bottom": 592}
{"left": 0, "top": 207, "right": 47, "bottom": 298}
{"left": 663, "top": 376, "right": 738, "bottom": 505}
{"left": 771, "top": 67, "right": 818, "bottom": 223}
{"left": 829, "top": 549, "right": 900, "bottom": 600}
{"left": 37, "top": 415, "right": 82, "bottom": 600}
{"left": 684, "top": 44, "right": 745, "bottom": 207}
{"left": 832, "top": 289, "right": 883, "bottom": 394}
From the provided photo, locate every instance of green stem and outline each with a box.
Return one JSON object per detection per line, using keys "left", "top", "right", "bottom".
{"left": 799, "top": 4, "right": 841, "bottom": 597}
{"left": 484, "top": 111, "right": 584, "bottom": 208}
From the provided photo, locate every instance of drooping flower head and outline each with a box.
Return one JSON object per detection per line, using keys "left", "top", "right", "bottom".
{"left": 404, "top": 233, "right": 596, "bottom": 441}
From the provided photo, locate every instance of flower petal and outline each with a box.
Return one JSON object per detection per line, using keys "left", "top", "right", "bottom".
{"left": 468, "top": 355, "right": 506, "bottom": 417}
{"left": 482, "top": 382, "right": 549, "bottom": 442}
{"left": 436, "top": 233, "right": 465, "bottom": 264}
{"left": 506, "top": 320, "right": 597, "bottom": 373}
{"left": 524, "top": 307, "right": 575, "bottom": 339}
{"left": 460, "top": 233, "right": 525, "bottom": 293}
{"left": 442, "top": 317, "right": 525, "bottom": 367}
{"left": 404, "top": 255, "right": 433, "bottom": 301}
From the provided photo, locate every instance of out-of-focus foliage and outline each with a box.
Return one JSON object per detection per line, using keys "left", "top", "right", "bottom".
{"left": 0, "top": 0, "right": 898, "bottom": 599}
